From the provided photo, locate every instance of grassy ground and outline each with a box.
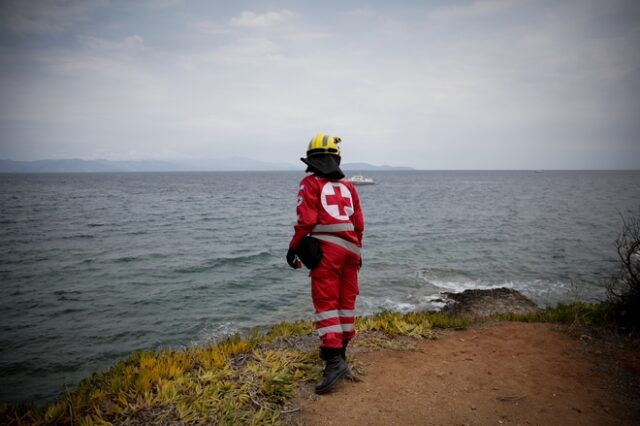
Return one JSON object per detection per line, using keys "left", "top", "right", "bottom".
{"left": 0, "top": 303, "right": 607, "bottom": 426}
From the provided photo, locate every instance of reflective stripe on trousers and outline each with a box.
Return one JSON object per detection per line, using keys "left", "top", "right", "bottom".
{"left": 315, "top": 309, "right": 356, "bottom": 336}
{"left": 310, "top": 238, "right": 359, "bottom": 348}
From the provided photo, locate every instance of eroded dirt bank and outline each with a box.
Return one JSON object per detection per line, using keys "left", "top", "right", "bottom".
{"left": 290, "top": 322, "right": 639, "bottom": 426}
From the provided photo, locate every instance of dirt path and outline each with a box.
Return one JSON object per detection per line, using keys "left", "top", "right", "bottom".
{"left": 290, "top": 322, "right": 639, "bottom": 426}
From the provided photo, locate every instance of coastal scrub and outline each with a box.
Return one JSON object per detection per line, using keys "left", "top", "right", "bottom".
{"left": 0, "top": 302, "right": 618, "bottom": 425}
{"left": 1, "top": 311, "right": 466, "bottom": 425}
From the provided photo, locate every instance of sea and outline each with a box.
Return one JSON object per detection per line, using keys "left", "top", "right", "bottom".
{"left": 1, "top": 170, "right": 639, "bottom": 403}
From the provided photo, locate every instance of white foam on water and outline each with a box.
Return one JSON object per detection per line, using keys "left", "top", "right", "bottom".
{"left": 415, "top": 267, "right": 518, "bottom": 293}
{"left": 381, "top": 299, "right": 415, "bottom": 313}
{"left": 500, "top": 279, "right": 591, "bottom": 306}
{"left": 357, "top": 297, "right": 409, "bottom": 316}
{"left": 358, "top": 294, "right": 448, "bottom": 316}
{"left": 428, "top": 278, "right": 579, "bottom": 306}
{"left": 427, "top": 279, "right": 513, "bottom": 293}
{"left": 360, "top": 272, "right": 580, "bottom": 317}
{"left": 415, "top": 268, "right": 580, "bottom": 305}
{"left": 194, "top": 321, "right": 240, "bottom": 345}
{"left": 421, "top": 296, "right": 447, "bottom": 309}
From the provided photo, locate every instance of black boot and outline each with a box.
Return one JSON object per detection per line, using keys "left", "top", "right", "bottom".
{"left": 341, "top": 339, "right": 354, "bottom": 378}
{"left": 315, "top": 347, "right": 349, "bottom": 395}
{"left": 341, "top": 339, "right": 349, "bottom": 360}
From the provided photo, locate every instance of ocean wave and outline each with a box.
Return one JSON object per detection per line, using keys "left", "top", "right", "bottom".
{"left": 194, "top": 321, "right": 240, "bottom": 345}
{"left": 358, "top": 294, "right": 447, "bottom": 316}
{"left": 53, "top": 290, "right": 91, "bottom": 303}
{"left": 57, "top": 307, "right": 88, "bottom": 315}
{"left": 0, "top": 358, "right": 80, "bottom": 375}
{"left": 174, "top": 251, "right": 273, "bottom": 273}
{"left": 428, "top": 279, "right": 513, "bottom": 293}
{"left": 61, "top": 234, "right": 95, "bottom": 240}
{"left": 416, "top": 267, "right": 526, "bottom": 293}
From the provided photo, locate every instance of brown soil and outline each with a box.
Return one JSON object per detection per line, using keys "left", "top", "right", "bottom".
{"left": 288, "top": 322, "right": 640, "bottom": 426}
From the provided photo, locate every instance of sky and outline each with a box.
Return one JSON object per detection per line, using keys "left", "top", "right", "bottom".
{"left": 0, "top": 0, "right": 639, "bottom": 170}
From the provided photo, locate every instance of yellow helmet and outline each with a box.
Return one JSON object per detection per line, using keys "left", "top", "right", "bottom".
{"left": 306, "top": 132, "right": 341, "bottom": 157}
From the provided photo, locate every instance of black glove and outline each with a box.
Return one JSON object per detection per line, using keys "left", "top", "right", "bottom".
{"left": 286, "top": 249, "right": 299, "bottom": 269}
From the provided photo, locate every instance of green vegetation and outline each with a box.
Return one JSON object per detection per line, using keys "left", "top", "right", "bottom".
{"left": 489, "top": 302, "right": 611, "bottom": 326}
{"left": 606, "top": 210, "right": 640, "bottom": 330}
{"left": 0, "top": 324, "right": 316, "bottom": 426}
{"left": 500, "top": 209, "right": 640, "bottom": 332}
{"left": 0, "top": 312, "right": 464, "bottom": 426}
{"left": 356, "top": 310, "right": 470, "bottom": 337}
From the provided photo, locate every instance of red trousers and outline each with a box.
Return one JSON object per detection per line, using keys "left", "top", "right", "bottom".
{"left": 309, "top": 241, "right": 360, "bottom": 349}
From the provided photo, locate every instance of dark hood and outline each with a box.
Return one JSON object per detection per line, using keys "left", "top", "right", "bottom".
{"left": 300, "top": 154, "right": 345, "bottom": 180}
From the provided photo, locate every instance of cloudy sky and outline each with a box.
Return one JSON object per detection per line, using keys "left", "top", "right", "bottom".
{"left": 1, "top": 0, "right": 639, "bottom": 169}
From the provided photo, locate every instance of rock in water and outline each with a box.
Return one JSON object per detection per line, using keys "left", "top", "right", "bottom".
{"left": 442, "top": 288, "right": 540, "bottom": 319}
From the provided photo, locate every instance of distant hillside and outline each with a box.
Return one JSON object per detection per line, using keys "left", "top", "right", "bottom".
{"left": 186, "top": 157, "right": 297, "bottom": 171}
{"left": 0, "top": 159, "right": 411, "bottom": 173}
{"left": 0, "top": 158, "right": 296, "bottom": 173}
{"left": 0, "top": 159, "right": 189, "bottom": 172}
{"left": 341, "top": 162, "right": 414, "bottom": 171}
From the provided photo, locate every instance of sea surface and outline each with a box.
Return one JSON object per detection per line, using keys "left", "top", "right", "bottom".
{"left": 1, "top": 170, "right": 639, "bottom": 403}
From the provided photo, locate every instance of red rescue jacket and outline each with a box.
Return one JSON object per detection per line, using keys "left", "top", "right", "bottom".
{"left": 289, "top": 174, "right": 364, "bottom": 256}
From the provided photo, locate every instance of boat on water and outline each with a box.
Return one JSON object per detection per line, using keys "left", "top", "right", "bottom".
{"left": 346, "top": 175, "right": 375, "bottom": 185}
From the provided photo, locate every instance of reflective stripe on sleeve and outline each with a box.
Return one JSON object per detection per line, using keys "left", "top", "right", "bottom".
{"left": 312, "top": 234, "right": 361, "bottom": 256}
{"left": 317, "top": 324, "right": 343, "bottom": 336}
{"left": 314, "top": 310, "right": 339, "bottom": 322}
{"left": 312, "top": 223, "right": 355, "bottom": 233}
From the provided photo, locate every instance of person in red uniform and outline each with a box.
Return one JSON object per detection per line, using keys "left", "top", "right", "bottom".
{"left": 286, "top": 132, "right": 364, "bottom": 394}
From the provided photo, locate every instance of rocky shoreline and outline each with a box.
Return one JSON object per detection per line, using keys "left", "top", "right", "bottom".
{"left": 441, "top": 287, "right": 541, "bottom": 319}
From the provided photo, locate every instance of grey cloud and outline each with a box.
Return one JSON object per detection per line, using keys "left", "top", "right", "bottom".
{"left": 77, "top": 35, "right": 145, "bottom": 52}
{"left": 229, "top": 9, "right": 294, "bottom": 28}
{"left": 1, "top": 1, "right": 639, "bottom": 169}
{"left": 0, "top": 0, "right": 108, "bottom": 35}
{"left": 428, "top": 0, "right": 521, "bottom": 21}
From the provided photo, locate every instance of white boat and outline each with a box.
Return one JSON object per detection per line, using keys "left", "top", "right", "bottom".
{"left": 346, "top": 175, "right": 375, "bottom": 185}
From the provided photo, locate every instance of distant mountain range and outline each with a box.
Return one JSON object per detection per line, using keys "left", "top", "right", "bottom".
{"left": 341, "top": 162, "right": 413, "bottom": 171}
{"left": 0, "top": 158, "right": 413, "bottom": 173}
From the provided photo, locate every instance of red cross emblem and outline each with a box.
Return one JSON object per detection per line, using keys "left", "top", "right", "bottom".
{"left": 321, "top": 182, "right": 354, "bottom": 220}
{"left": 326, "top": 186, "right": 352, "bottom": 216}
